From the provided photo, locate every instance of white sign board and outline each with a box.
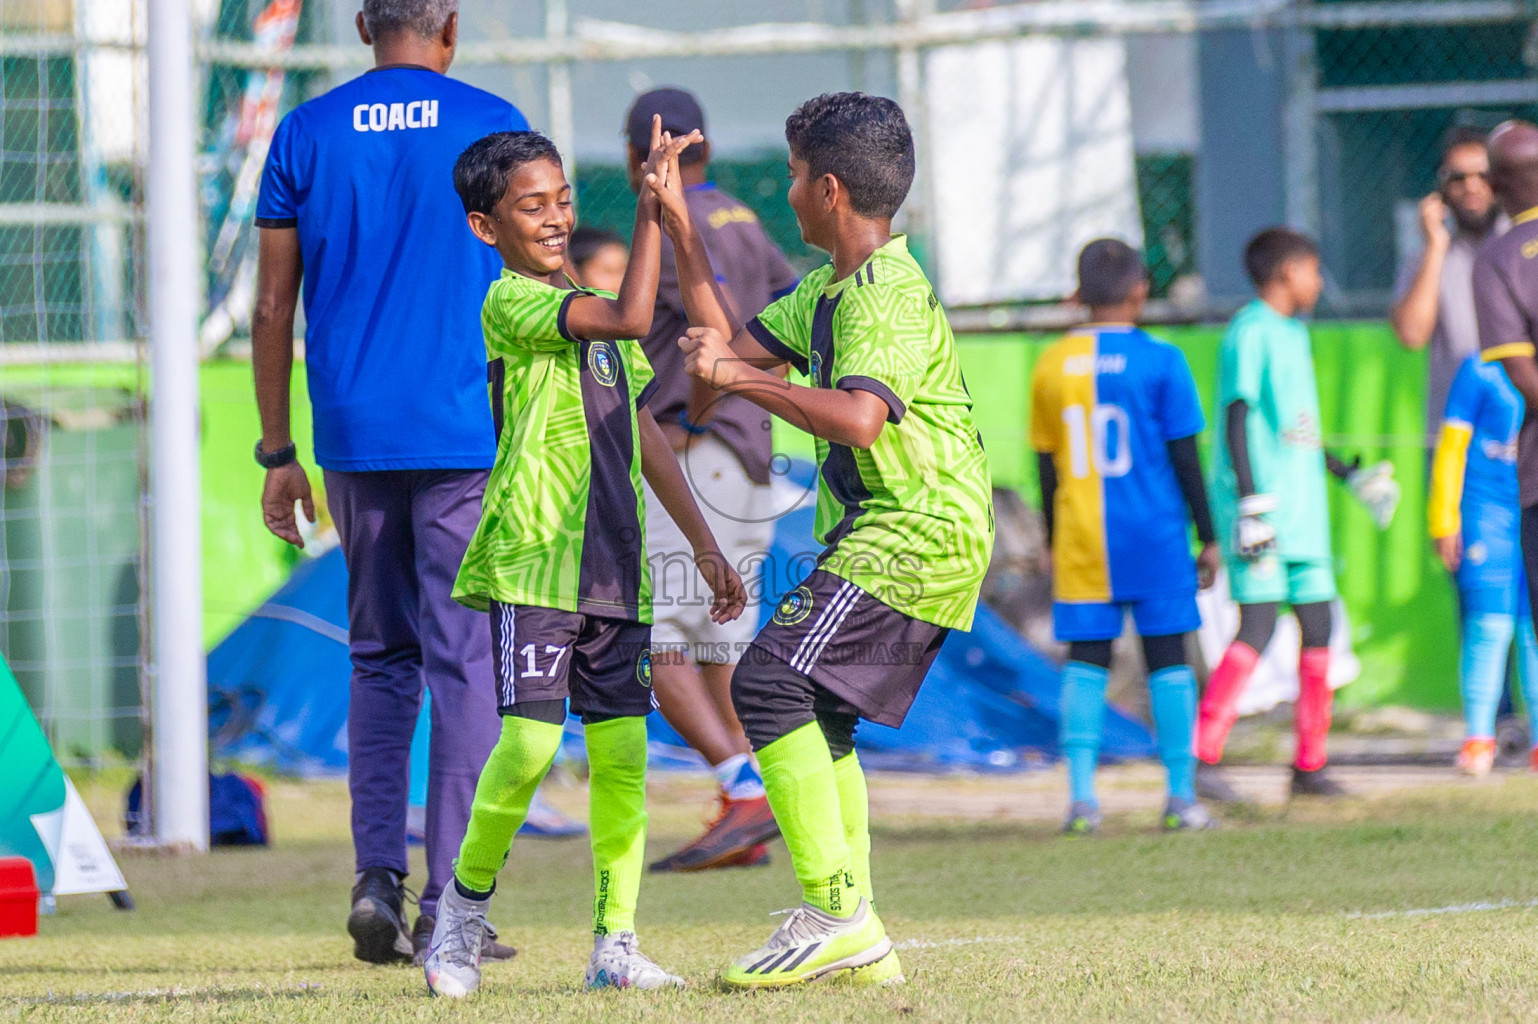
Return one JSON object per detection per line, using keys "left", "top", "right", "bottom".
{"left": 30, "top": 778, "right": 127, "bottom": 897}
{"left": 925, "top": 37, "right": 1144, "bottom": 306}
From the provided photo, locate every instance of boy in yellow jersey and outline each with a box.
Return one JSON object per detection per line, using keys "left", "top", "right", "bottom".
{"left": 1032, "top": 239, "right": 1220, "bottom": 834}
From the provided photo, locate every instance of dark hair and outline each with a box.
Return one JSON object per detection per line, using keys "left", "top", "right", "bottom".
{"left": 1076, "top": 238, "right": 1148, "bottom": 306}
{"left": 453, "top": 131, "right": 563, "bottom": 216}
{"left": 1440, "top": 124, "right": 1489, "bottom": 167}
{"left": 784, "top": 92, "right": 915, "bottom": 219}
{"left": 570, "top": 226, "right": 625, "bottom": 267}
{"left": 1243, "top": 227, "right": 1319, "bottom": 288}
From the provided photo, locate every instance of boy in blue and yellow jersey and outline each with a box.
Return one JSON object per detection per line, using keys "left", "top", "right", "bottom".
{"left": 1429, "top": 355, "right": 1538, "bottom": 774}
{"left": 1031, "top": 239, "right": 1221, "bottom": 834}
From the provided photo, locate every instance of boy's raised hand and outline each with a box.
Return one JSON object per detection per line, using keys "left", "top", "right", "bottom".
{"left": 642, "top": 121, "right": 700, "bottom": 237}
{"left": 695, "top": 550, "right": 747, "bottom": 623}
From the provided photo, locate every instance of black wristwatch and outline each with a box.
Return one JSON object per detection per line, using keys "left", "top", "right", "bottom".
{"left": 254, "top": 439, "right": 297, "bottom": 469}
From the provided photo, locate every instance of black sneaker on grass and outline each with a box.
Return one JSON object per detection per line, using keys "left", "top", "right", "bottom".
{"left": 1195, "top": 762, "right": 1249, "bottom": 804}
{"left": 413, "top": 912, "right": 517, "bottom": 966}
{"left": 1290, "top": 765, "right": 1348, "bottom": 798}
{"left": 347, "top": 867, "right": 413, "bottom": 965}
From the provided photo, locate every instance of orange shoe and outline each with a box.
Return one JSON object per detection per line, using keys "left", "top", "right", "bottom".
{"left": 721, "top": 843, "right": 771, "bottom": 868}
{"left": 1457, "top": 737, "right": 1497, "bottom": 776}
{"left": 647, "top": 793, "right": 779, "bottom": 873}
{"left": 1529, "top": 746, "right": 1538, "bottom": 773}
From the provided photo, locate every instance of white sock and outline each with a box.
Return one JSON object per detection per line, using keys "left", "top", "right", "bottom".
{"left": 712, "top": 752, "right": 765, "bottom": 800}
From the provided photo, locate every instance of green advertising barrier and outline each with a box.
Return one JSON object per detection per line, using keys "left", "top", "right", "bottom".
{"left": 957, "top": 323, "right": 1456, "bottom": 711}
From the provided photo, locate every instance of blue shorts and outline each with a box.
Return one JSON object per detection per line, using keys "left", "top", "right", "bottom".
{"left": 1458, "top": 500, "right": 1521, "bottom": 594}
{"left": 1460, "top": 573, "right": 1531, "bottom": 618}
{"left": 1053, "top": 593, "right": 1201, "bottom": 642}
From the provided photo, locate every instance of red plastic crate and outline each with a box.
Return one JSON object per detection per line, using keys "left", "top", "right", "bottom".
{"left": 0, "top": 857, "right": 39, "bottom": 938}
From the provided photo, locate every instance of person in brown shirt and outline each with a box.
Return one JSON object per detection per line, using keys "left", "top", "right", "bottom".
{"left": 619, "top": 89, "right": 801, "bottom": 872}
{"left": 1475, "top": 120, "right": 1538, "bottom": 657}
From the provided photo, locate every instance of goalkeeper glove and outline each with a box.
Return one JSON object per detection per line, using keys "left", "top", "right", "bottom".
{"left": 1347, "top": 460, "right": 1400, "bottom": 529}
{"left": 1235, "top": 494, "right": 1278, "bottom": 560}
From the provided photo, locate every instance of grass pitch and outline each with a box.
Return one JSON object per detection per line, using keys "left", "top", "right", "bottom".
{"left": 3, "top": 767, "right": 1538, "bottom": 1023}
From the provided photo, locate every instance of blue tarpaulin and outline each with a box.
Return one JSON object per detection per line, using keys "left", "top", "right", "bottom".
{"left": 207, "top": 485, "right": 1154, "bottom": 775}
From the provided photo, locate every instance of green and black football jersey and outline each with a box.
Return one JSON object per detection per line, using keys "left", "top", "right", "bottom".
{"left": 746, "top": 235, "right": 994, "bottom": 630}
{"left": 453, "top": 270, "right": 659, "bottom": 622}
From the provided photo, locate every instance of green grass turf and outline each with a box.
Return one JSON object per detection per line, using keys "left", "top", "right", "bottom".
{"left": 3, "top": 772, "right": 1538, "bottom": 1022}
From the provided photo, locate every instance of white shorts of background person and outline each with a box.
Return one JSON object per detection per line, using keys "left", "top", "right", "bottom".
{"left": 644, "top": 435, "right": 773, "bottom": 665}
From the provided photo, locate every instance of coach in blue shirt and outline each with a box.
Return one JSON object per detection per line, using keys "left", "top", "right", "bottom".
{"left": 251, "top": 0, "right": 523, "bottom": 965}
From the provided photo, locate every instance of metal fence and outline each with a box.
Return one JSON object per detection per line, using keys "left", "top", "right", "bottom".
{"left": 1, "top": 0, "right": 149, "bottom": 765}
{"left": 3, "top": 0, "right": 1538, "bottom": 758}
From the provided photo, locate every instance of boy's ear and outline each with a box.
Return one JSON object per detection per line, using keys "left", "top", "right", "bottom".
{"left": 355, "top": 10, "right": 371, "bottom": 45}
{"left": 466, "top": 211, "right": 498, "bottom": 247}
{"left": 1131, "top": 277, "right": 1151, "bottom": 304}
{"left": 820, "top": 173, "right": 841, "bottom": 213}
{"left": 1068, "top": 287, "right": 1083, "bottom": 306}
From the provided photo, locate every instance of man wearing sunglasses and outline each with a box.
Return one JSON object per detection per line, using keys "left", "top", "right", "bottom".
{"left": 1391, "top": 125, "right": 1506, "bottom": 444}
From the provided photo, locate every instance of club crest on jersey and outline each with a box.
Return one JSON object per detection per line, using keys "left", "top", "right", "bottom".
{"left": 636, "top": 649, "right": 653, "bottom": 688}
{"left": 774, "top": 586, "right": 815, "bottom": 626}
{"left": 809, "top": 350, "right": 824, "bottom": 386}
{"left": 589, "top": 343, "right": 619, "bottom": 387}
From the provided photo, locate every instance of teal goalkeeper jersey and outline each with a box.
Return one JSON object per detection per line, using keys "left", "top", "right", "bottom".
{"left": 1212, "top": 299, "right": 1331, "bottom": 561}
{"left": 745, "top": 235, "right": 995, "bottom": 630}
{"left": 453, "top": 270, "right": 659, "bottom": 622}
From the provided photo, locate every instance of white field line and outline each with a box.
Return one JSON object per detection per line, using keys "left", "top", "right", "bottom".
{"left": 1344, "top": 897, "right": 1538, "bottom": 919}
{"left": 896, "top": 935, "right": 1025, "bottom": 950}
{"left": 21, "top": 983, "right": 323, "bottom": 1005}
{"left": 898, "top": 898, "right": 1538, "bottom": 950}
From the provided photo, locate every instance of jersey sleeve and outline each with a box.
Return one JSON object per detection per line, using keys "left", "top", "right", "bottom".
{"left": 830, "top": 283, "right": 928, "bottom": 424}
{"left": 1428, "top": 418, "right": 1472, "bottom": 540}
{"left": 1028, "top": 350, "right": 1062, "bottom": 453}
{"left": 1475, "top": 252, "right": 1535, "bottom": 362}
{"left": 506, "top": 102, "right": 530, "bottom": 131}
{"left": 1157, "top": 345, "right": 1207, "bottom": 440}
{"left": 1218, "top": 318, "right": 1266, "bottom": 408}
{"left": 626, "top": 339, "right": 659, "bottom": 410}
{"left": 481, "top": 279, "right": 584, "bottom": 356}
{"left": 254, "top": 113, "right": 299, "bottom": 228}
{"left": 745, "top": 273, "right": 817, "bottom": 373}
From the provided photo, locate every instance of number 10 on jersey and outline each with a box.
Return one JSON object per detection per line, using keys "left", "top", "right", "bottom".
{"left": 1063, "top": 404, "right": 1132, "bottom": 479}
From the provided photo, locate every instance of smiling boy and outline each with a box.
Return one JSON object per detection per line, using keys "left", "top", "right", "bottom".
{"left": 421, "top": 125, "right": 746, "bottom": 997}
{"left": 648, "top": 92, "right": 993, "bottom": 988}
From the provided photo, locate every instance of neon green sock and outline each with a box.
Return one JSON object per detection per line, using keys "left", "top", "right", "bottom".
{"left": 758, "top": 721, "right": 858, "bottom": 916}
{"left": 832, "top": 750, "right": 873, "bottom": 911}
{"left": 454, "top": 715, "right": 564, "bottom": 895}
{"left": 585, "top": 716, "right": 649, "bottom": 936}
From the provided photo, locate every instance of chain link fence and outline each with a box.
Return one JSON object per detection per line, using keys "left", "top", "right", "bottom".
{"left": 1, "top": 0, "right": 149, "bottom": 765}
{"left": 1316, "top": 12, "right": 1538, "bottom": 302}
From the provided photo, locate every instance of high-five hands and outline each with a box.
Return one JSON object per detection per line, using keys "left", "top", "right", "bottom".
{"left": 639, "top": 113, "right": 702, "bottom": 229}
